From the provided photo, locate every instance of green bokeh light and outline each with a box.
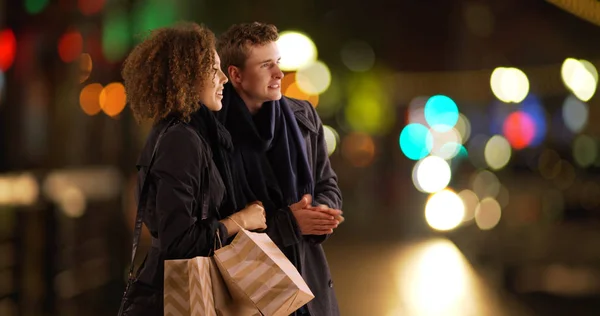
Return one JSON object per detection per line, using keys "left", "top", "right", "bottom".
{"left": 133, "top": 0, "right": 178, "bottom": 40}
{"left": 102, "top": 8, "right": 131, "bottom": 62}
{"left": 25, "top": 0, "right": 49, "bottom": 14}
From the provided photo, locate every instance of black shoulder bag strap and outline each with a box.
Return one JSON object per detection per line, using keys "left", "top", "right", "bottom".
{"left": 118, "top": 119, "right": 175, "bottom": 316}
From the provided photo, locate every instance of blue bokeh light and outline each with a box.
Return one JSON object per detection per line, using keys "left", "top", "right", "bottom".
{"left": 0, "top": 70, "right": 4, "bottom": 95}
{"left": 399, "top": 123, "right": 433, "bottom": 160}
{"left": 424, "top": 95, "right": 459, "bottom": 132}
{"left": 520, "top": 94, "right": 546, "bottom": 147}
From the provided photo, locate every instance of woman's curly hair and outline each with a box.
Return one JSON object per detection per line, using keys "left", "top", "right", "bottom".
{"left": 122, "top": 22, "right": 215, "bottom": 123}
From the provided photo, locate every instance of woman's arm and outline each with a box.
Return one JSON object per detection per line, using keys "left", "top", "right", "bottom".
{"left": 153, "top": 128, "right": 227, "bottom": 259}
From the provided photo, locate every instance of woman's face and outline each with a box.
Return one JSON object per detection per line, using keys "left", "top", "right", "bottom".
{"left": 199, "top": 50, "right": 228, "bottom": 111}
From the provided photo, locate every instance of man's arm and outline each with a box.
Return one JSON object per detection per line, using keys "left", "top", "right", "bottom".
{"left": 306, "top": 103, "right": 343, "bottom": 244}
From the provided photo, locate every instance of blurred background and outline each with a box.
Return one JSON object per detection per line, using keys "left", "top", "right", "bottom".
{"left": 3, "top": 0, "right": 600, "bottom": 315}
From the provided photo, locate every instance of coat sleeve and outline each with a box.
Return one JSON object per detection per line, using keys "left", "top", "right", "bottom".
{"left": 264, "top": 206, "right": 302, "bottom": 249}
{"left": 151, "top": 128, "right": 228, "bottom": 259}
{"left": 306, "top": 102, "right": 343, "bottom": 244}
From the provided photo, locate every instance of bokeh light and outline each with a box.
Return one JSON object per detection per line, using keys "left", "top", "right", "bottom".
{"left": 0, "top": 29, "right": 17, "bottom": 71}
{"left": 440, "top": 143, "right": 465, "bottom": 161}
{"left": 281, "top": 72, "right": 297, "bottom": 94}
{"left": 0, "top": 70, "right": 5, "bottom": 101}
{"left": 424, "top": 95, "right": 459, "bottom": 132}
{"left": 284, "top": 82, "right": 319, "bottom": 106}
{"left": 315, "top": 74, "right": 342, "bottom": 118}
{"left": 345, "top": 72, "right": 394, "bottom": 135}
{"left": 520, "top": 95, "right": 547, "bottom": 147}
{"left": 471, "top": 170, "right": 501, "bottom": 200}
{"left": 103, "top": 7, "right": 130, "bottom": 62}
{"left": 414, "top": 156, "right": 452, "bottom": 193}
{"left": 573, "top": 134, "right": 597, "bottom": 168}
{"left": 475, "top": 197, "right": 501, "bottom": 230}
{"left": 99, "top": 82, "right": 127, "bottom": 117}
{"left": 277, "top": 31, "right": 317, "bottom": 71}
{"left": 25, "top": 0, "right": 49, "bottom": 14}
{"left": 296, "top": 60, "right": 331, "bottom": 95}
{"left": 133, "top": 0, "right": 177, "bottom": 37}
{"left": 399, "top": 123, "right": 433, "bottom": 160}
{"left": 425, "top": 189, "right": 465, "bottom": 231}
{"left": 454, "top": 113, "right": 471, "bottom": 144}
{"left": 79, "top": 53, "right": 93, "bottom": 83}
{"left": 490, "top": 67, "right": 529, "bottom": 103}
{"left": 342, "top": 132, "right": 376, "bottom": 167}
{"left": 458, "top": 189, "right": 479, "bottom": 222}
{"left": 484, "top": 135, "right": 511, "bottom": 170}
{"left": 562, "top": 95, "right": 588, "bottom": 133}
{"left": 561, "top": 58, "right": 597, "bottom": 102}
{"left": 502, "top": 111, "right": 535, "bottom": 150}
{"left": 58, "top": 30, "right": 83, "bottom": 63}
{"left": 429, "top": 128, "right": 462, "bottom": 160}
{"left": 497, "top": 185, "right": 510, "bottom": 209}
{"left": 323, "top": 125, "right": 339, "bottom": 156}
{"left": 59, "top": 186, "right": 87, "bottom": 218}
{"left": 79, "top": 83, "right": 103, "bottom": 116}
{"left": 407, "top": 96, "right": 428, "bottom": 126}
{"left": 340, "top": 40, "right": 375, "bottom": 72}
{"left": 78, "top": 0, "right": 106, "bottom": 16}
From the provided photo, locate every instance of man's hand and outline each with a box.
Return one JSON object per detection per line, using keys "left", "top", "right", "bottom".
{"left": 310, "top": 204, "right": 344, "bottom": 224}
{"left": 290, "top": 194, "right": 339, "bottom": 235}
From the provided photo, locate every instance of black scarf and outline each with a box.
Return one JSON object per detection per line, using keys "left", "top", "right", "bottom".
{"left": 188, "top": 104, "right": 235, "bottom": 218}
{"left": 216, "top": 83, "right": 314, "bottom": 215}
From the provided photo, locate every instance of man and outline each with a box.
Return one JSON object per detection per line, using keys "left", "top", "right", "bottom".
{"left": 215, "top": 22, "right": 344, "bottom": 316}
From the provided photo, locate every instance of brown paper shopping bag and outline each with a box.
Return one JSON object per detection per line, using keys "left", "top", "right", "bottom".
{"left": 164, "top": 255, "right": 261, "bottom": 316}
{"left": 164, "top": 257, "right": 217, "bottom": 316}
{"left": 214, "top": 228, "right": 315, "bottom": 316}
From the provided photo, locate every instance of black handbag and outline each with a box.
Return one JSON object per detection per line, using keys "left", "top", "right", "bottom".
{"left": 117, "top": 120, "right": 175, "bottom": 316}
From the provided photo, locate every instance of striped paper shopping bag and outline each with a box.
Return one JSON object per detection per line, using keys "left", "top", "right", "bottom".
{"left": 214, "top": 228, "right": 314, "bottom": 316}
{"left": 163, "top": 257, "right": 217, "bottom": 316}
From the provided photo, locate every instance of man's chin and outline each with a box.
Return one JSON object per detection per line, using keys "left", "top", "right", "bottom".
{"left": 269, "top": 91, "right": 282, "bottom": 100}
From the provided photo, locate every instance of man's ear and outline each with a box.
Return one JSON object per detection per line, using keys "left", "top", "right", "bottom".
{"left": 228, "top": 65, "right": 242, "bottom": 84}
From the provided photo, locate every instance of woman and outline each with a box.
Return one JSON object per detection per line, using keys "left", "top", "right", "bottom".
{"left": 119, "top": 22, "right": 266, "bottom": 315}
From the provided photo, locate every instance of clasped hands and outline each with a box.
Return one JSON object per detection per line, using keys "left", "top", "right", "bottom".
{"left": 289, "top": 194, "right": 344, "bottom": 235}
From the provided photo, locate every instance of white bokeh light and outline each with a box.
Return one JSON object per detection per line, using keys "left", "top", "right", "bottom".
{"left": 490, "top": 67, "right": 529, "bottom": 103}
{"left": 322, "top": 125, "right": 339, "bottom": 156}
{"left": 296, "top": 60, "right": 332, "bottom": 95}
{"left": 561, "top": 58, "right": 597, "bottom": 102}
{"left": 277, "top": 31, "right": 318, "bottom": 71}
{"left": 415, "top": 156, "right": 452, "bottom": 193}
{"left": 484, "top": 135, "right": 512, "bottom": 170}
{"left": 425, "top": 189, "right": 465, "bottom": 231}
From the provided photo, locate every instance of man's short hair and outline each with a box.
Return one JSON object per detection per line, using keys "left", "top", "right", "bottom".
{"left": 217, "top": 22, "right": 279, "bottom": 72}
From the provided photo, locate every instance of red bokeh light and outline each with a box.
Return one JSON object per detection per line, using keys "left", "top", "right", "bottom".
{"left": 0, "top": 29, "right": 17, "bottom": 71}
{"left": 58, "top": 30, "right": 83, "bottom": 63}
{"left": 78, "top": 0, "right": 106, "bottom": 16}
{"left": 502, "top": 111, "right": 536, "bottom": 150}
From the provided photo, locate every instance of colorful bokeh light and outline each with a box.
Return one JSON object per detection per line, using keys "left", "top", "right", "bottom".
{"left": 502, "top": 111, "right": 536, "bottom": 150}
{"left": 424, "top": 95, "right": 459, "bottom": 132}
{"left": 400, "top": 123, "right": 433, "bottom": 160}
{"left": 0, "top": 29, "right": 17, "bottom": 71}
{"left": 58, "top": 30, "right": 83, "bottom": 63}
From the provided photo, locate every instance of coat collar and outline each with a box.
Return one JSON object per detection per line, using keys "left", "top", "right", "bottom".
{"left": 285, "top": 96, "right": 319, "bottom": 134}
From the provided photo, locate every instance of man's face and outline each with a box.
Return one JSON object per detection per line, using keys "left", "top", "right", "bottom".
{"left": 234, "top": 41, "right": 284, "bottom": 105}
